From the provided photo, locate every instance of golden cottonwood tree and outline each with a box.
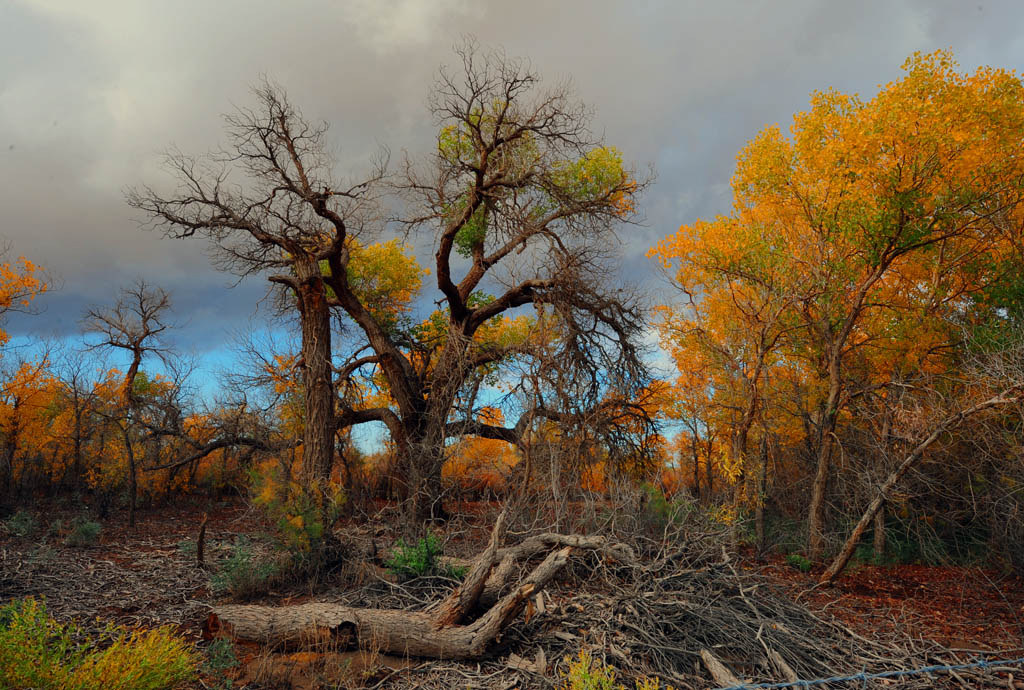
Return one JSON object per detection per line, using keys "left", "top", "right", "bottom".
{"left": 654, "top": 51, "right": 1024, "bottom": 558}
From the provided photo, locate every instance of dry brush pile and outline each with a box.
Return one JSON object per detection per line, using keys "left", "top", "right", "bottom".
{"left": 206, "top": 507, "right": 984, "bottom": 689}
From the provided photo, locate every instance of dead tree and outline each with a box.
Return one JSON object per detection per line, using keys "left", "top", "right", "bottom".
{"left": 207, "top": 513, "right": 635, "bottom": 658}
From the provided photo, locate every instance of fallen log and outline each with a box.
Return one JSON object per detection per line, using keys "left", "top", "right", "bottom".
{"left": 207, "top": 515, "right": 633, "bottom": 660}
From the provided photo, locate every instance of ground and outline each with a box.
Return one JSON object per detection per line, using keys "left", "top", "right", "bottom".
{"left": 2, "top": 499, "right": 1022, "bottom": 689}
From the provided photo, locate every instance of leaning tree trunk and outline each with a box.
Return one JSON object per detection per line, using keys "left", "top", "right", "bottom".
{"left": 820, "top": 388, "right": 1024, "bottom": 585}
{"left": 207, "top": 514, "right": 635, "bottom": 659}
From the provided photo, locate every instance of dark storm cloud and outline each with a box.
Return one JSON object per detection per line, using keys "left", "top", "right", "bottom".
{"left": 1, "top": 0, "right": 1022, "bottom": 355}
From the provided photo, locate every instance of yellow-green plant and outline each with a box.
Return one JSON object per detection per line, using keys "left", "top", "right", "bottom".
{"left": 0, "top": 598, "right": 197, "bottom": 690}
{"left": 560, "top": 650, "right": 674, "bottom": 690}
{"left": 250, "top": 467, "right": 344, "bottom": 553}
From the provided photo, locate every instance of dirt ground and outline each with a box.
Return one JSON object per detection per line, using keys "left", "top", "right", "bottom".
{"left": 2, "top": 499, "right": 1023, "bottom": 689}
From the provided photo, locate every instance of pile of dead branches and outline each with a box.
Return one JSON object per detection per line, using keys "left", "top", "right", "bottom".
{"left": 207, "top": 512, "right": 983, "bottom": 689}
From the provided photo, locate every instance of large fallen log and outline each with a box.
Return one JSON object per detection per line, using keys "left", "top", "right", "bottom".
{"left": 207, "top": 515, "right": 633, "bottom": 660}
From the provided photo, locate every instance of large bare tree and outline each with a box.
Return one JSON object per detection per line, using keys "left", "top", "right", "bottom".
{"left": 130, "top": 43, "right": 651, "bottom": 521}
{"left": 128, "top": 87, "right": 385, "bottom": 508}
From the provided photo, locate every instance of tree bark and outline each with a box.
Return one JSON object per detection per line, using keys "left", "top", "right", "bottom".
{"left": 690, "top": 433, "right": 700, "bottom": 501}
{"left": 808, "top": 377, "right": 840, "bottom": 561}
{"left": 755, "top": 437, "right": 768, "bottom": 554}
{"left": 213, "top": 548, "right": 569, "bottom": 659}
{"left": 295, "top": 259, "right": 336, "bottom": 508}
{"left": 124, "top": 425, "right": 137, "bottom": 528}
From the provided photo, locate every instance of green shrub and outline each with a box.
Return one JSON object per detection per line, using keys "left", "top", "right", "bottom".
{"left": 4, "top": 509, "right": 39, "bottom": 537}
{"left": 210, "top": 537, "right": 279, "bottom": 598}
{"left": 785, "top": 553, "right": 812, "bottom": 573}
{"left": 0, "top": 597, "right": 197, "bottom": 690}
{"left": 202, "top": 637, "right": 239, "bottom": 676}
{"left": 386, "top": 533, "right": 464, "bottom": 580}
{"left": 249, "top": 468, "right": 345, "bottom": 554}
{"left": 30, "top": 544, "right": 56, "bottom": 565}
{"left": 65, "top": 518, "right": 102, "bottom": 547}
{"left": 640, "top": 484, "right": 699, "bottom": 534}
{"left": 177, "top": 538, "right": 198, "bottom": 558}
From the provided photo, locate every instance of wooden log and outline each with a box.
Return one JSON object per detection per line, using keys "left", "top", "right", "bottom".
{"left": 440, "top": 532, "right": 636, "bottom": 608}
{"left": 700, "top": 648, "right": 740, "bottom": 687}
{"left": 211, "top": 547, "right": 571, "bottom": 659}
{"left": 430, "top": 510, "right": 506, "bottom": 628}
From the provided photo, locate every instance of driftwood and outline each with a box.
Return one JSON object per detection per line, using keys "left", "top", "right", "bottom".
{"left": 767, "top": 649, "right": 799, "bottom": 683}
{"left": 207, "top": 513, "right": 634, "bottom": 659}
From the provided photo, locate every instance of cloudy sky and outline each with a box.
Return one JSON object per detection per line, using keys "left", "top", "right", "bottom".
{"left": 1, "top": 0, "right": 1022, "bottom": 377}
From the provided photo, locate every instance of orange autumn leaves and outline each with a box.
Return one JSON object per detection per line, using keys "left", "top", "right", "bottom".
{"left": 0, "top": 256, "right": 46, "bottom": 348}
{"left": 649, "top": 50, "right": 1024, "bottom": 492}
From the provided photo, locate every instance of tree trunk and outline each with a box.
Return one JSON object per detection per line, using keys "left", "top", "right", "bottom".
{"left": 124, "top": 427, "right": 137, "bottom": 528}
{"left": 808, "top": 333, "right": 855, "bottom": 562}
{"left": 406, "top": 438, "right": 447, "bottom": 523}
{"left": 690, "top": 433, "right": 700, "bottom": 501}
{"left": 705, "top": 436, "right": 714, "bottom": 498}
{"left": 296, "top": 262, "right": 336, "bottom": 509}
{"left": 807, "top": 388, "right": 840, "bottom": 561}
{"left": 873, "top": 500, "right": 886, "bottom": 562}
{"left": 755, "top": 437, "right": 768, "bottom": 554}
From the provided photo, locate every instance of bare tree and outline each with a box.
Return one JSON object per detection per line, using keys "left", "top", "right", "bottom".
{"left": 366, "top": 43, "right": 651, "bottom": 519}
{"left": 83, "top": 280, "right": 172, "bottom": 526}
{"left": 128, "top": 82, "right": 386, "bottom": 510}
{"left": 51, "top": 346, "right": 106, "bottom": 491}
{"left": 129, "top": 43, "right": 651, "bottom": 521}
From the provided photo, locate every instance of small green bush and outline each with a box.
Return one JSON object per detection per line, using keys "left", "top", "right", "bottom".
{"left": 177, "top": 538, "right": 197, "bottom": 558}
{"left": 639, "top": 484, "right": 699, "bottom": 535}
{"left": 202, "top": 637, "right": 239, "bottom": 677}
{"left": 249, "top": 468, "right": 345, "bottom": 554}
{"left": 65, "top": 518, "right": 102, "bottom": 547}
{"left": 210, "top": 537, "right": 279, "bottom": 598}
{"left": 386, "top": 533, "right": 464, "bottom": 580}
{"left": 4, "top": 509, "right": 39, "bottom": 537}
{"left": 785, "top": 553, "right": 812, "bottom": 573}
{"left": 0, "top": 597, "right": 197, "bottom": 690}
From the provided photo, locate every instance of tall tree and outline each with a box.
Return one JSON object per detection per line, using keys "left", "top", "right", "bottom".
{"left": 654, "top": 50, "right": 1024, "bottom": 558}
{"left": 131, "top": 43, "right": 650, "bottom": 521}
{"left": 128, "top": 85, "right": 386, "bottom": 510}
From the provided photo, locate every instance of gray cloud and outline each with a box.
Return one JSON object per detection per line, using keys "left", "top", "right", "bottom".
{"left": 1, "top": 0, "right": 1021, "bottom": 358}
